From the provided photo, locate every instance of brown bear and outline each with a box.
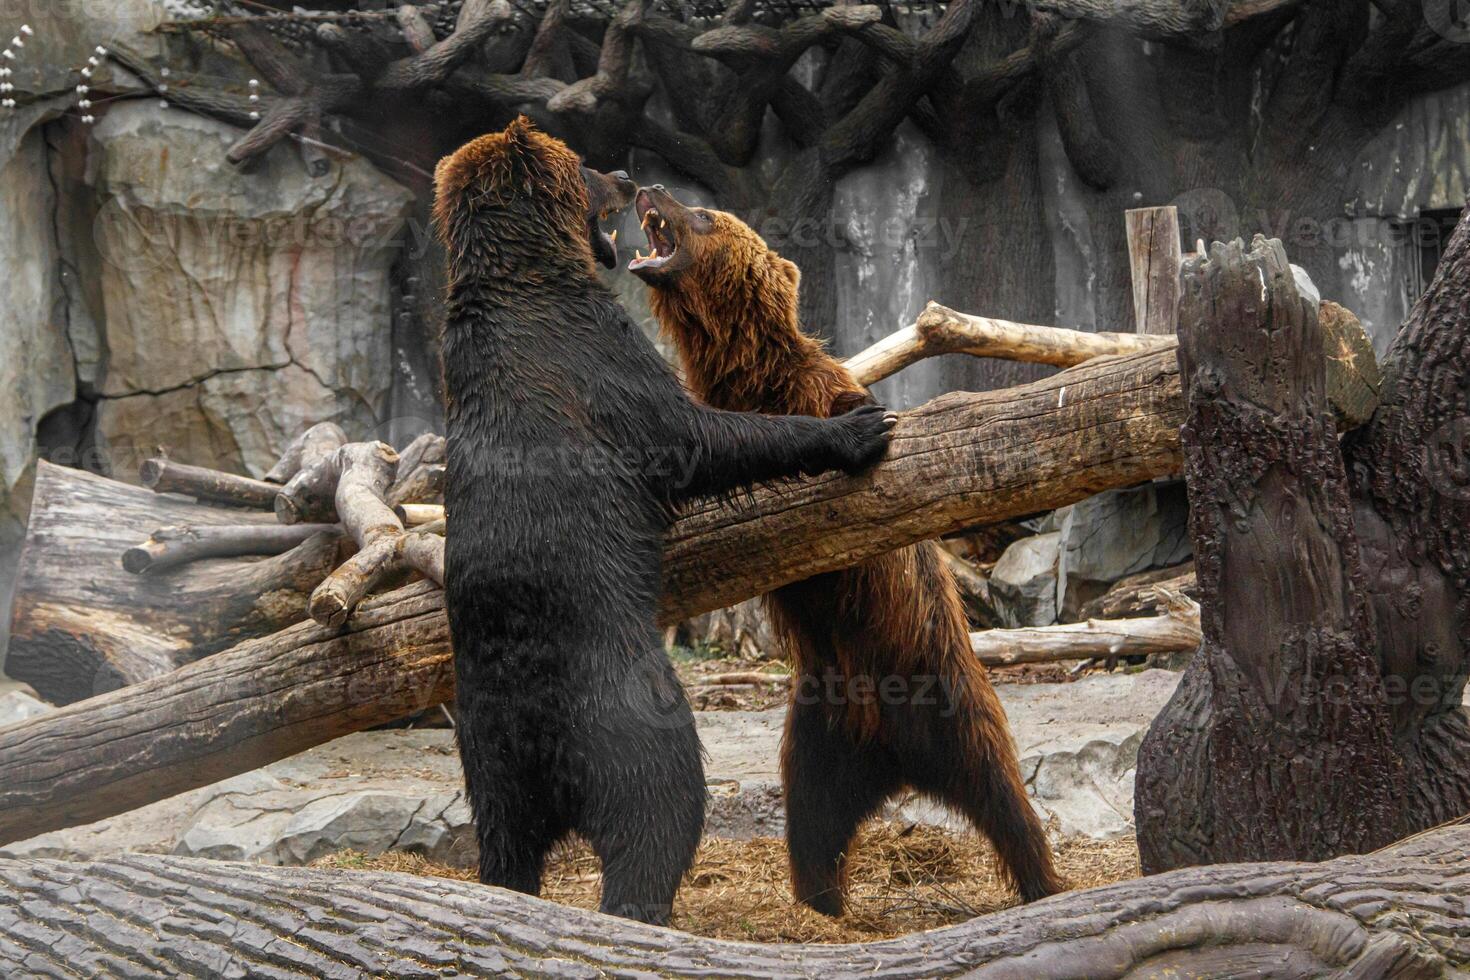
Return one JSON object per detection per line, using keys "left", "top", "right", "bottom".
{"left": 432, "top": 122, "right": 896, "bottom": 925}
{"left": 629, "top": 185, "right": 1064, "bottom": 915}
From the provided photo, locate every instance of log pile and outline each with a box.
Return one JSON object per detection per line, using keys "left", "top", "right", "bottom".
{"left": 0, "top": 826, "right": 1466, "bottom": 977}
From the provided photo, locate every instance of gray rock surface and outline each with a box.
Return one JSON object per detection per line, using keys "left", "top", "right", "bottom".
{"left": 989, "top": 532, "right": 1062, "bottom": 627}
{"left": 86, "top": 105, "right": 413, "bottom": 477}
{"left": 0, "top": 686, "right": 52, "bottom": 728}
{"left": 2, "top": 671, "right": 1182, "bottom": 867}
{"left": 0, "top": 129, "right": 75, "bottom": 671}
{"left": 1056, "top": 484, "right": 1192, "bottom": 621}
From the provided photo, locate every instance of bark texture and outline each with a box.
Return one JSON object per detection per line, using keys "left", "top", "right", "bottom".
{"left": 1342, "top": 203, "right": 1470, "bottom": 831}
{"left": 0, "top": 829, "right": 1467, "bottom": 978}
{"left": 5, "top": 463, "right": 341, "bottom": 705}
{"left": 1136, "top": 236, "right": 1404, "bottom": 872}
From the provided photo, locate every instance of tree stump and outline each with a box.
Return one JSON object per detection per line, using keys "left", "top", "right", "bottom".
{"left": 1137, "top": 209, "right": 1470, "bottom": 871}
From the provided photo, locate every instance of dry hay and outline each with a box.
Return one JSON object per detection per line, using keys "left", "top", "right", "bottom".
{"left": 317, "top": 824, "right": 1140, "bottom": 943}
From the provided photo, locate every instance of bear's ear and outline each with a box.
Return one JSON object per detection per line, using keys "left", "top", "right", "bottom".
{"left": 830, "top": 389, "right": 874, "bottom": 417}
{"left": 776, "top": 256, "right": 800, "bottom": 289}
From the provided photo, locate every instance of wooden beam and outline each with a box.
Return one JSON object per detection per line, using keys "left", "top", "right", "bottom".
{"left": 1125, "top": 205, "right": 1182, "bottom": 336}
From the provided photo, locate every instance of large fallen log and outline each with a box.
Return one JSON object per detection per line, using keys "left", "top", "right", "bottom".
{"left": 1, "top": 826, "right": 1466, "bottom": 977}
{"left": 4, "top": 468, "right": 342, "bottom": 703}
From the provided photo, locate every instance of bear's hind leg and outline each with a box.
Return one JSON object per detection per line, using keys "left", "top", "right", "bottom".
{"left": 456, "top": 716, "right": 569, "bottom": 896}
{"left": 783, "top": 692, "right": 902, "bottom": 917}
{"left": 906, "top": 689, "right": 1064, "bottom": 904}
{"left": 579, "top": 667, "right": 705, "bottom": 925}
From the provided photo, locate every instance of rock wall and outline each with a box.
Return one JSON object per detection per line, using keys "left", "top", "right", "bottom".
{"left": 0, "top": 128, "right": 75, "bottom": 665}
{"left": 85, "top": 106, "right": 413, "bottom": 477}
{"left": 1, "top": 102, "right": 412, "bottom": 676}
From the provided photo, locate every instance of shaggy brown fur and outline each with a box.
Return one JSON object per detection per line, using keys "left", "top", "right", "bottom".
{"left": 631, "top": 186, "right": 1063, "bottom": 915}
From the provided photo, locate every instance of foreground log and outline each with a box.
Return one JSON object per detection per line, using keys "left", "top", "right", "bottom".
{"left": 1, "top": 828, "right": 1467, "bottom": 977}
{"left": 1136, "top": 222, "right": 1470, "bottom": 873}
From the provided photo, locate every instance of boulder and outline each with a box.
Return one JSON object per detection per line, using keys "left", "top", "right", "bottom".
{"left": 1056, "top": 483, "right": 1192, "bottom": 621}
{"left": 0, "top": 689, "right": 52, "bottom": 728}
{"left": 988, "top": 532, "right": 1061, "bottom": 627}
{"left": 85, "top": 104, "right": 414, "bottom": 477}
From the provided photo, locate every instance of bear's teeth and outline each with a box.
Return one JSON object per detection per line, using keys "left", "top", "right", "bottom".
{"left": 608, "top": 229, "right": 617, "bottom": 243}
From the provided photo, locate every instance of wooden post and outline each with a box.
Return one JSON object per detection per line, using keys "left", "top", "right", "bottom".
{"left": 1125, "top": 206, "right": 1182, "bottom": 335}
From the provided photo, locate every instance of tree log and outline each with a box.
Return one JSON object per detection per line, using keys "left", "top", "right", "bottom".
{"left": 969, "top": 593, "right": 1200, "bottom": 666}
{"left": 138, "top": 458, "right": 278, "bottom": 509}
{"left": 842, "top": 301, "right": 1170, "bottom": 385}
{"left": 1135, "top": 236, "right": 1407, "bottom": 872}
{"left": 0, "top": 828, "right": 1467, "bottom": 977}
{"left": 4, "top": 464, "right": 342, "bottom": 705}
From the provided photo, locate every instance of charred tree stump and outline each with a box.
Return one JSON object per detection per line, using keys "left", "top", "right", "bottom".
{"left": 1135, "top": 234, "right": 1438, "bottom": 872}
{"left": 1342, "top": 203, "right": 1470, "bottom": 828}
{"left": 0, "top": 829, "right": 1467, "bottom": 978}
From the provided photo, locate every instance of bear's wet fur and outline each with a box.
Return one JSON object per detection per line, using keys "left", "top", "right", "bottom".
{"left": 431, "top": 119, "right": 895, "bottom": 925}
{"left": 630, "top": 185, "right": 1064, "bottom": 915}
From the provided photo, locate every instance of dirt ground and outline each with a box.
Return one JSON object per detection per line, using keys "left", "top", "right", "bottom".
{"left": 318, "top": 825, "right": 1140, "bottom": 943}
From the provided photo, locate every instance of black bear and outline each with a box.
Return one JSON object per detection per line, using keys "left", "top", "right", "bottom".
{"left": 629, "top": 185, "right": 1063, "bottom": 914}
{"left": 431, "top": 118, "right": 896, "bottom": 925}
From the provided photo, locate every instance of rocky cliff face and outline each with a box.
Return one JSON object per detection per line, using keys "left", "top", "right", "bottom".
{"left": 0, "top": 129, "right": 76, "bottom": 663}
{"left": 86, "top": 106, "right": 413, "bottom": 477}
{"left": 0, "top": 100, "right": 412, "bottom": 674}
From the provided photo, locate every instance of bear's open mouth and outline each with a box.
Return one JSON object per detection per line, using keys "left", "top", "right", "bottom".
{"left": 587, "top": 208, "right": 620, "bottom": 269}
{"left": 630, "top": 196, "right": 678, "bottom": 271}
